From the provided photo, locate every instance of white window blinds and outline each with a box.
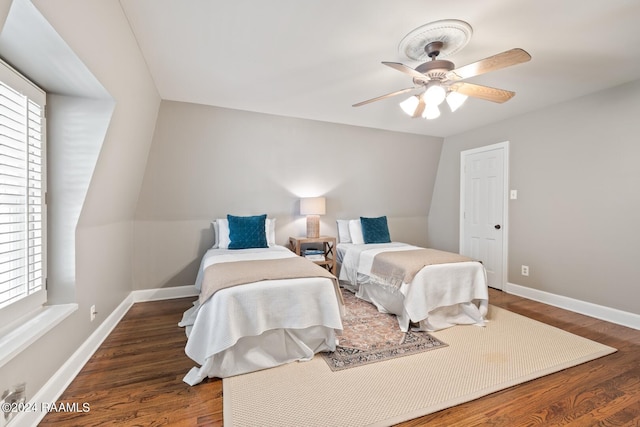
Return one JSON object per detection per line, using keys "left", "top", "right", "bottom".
{"left": 0, "top": 62, "right": 46, "bottom": 314}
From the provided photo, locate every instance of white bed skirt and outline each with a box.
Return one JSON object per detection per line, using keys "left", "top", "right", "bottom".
{"left": 183, "top": 325, "right": 336, "bottom": 385}
{"left": 342, "top": 271, "right": 487, "bottom": 332}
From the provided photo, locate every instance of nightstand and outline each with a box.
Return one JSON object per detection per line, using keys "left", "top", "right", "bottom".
{"left": 289, "top": 236, "right": 337, "bottom": 275}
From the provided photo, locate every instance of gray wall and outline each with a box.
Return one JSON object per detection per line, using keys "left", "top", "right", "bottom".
{"left": 429, "top": 79, "right": 640, "bottom": 315}
{"left": 0, "top": 0, "right": 160, "bottom": 405}
{"left": 133, "top": 101, "right": 443, "bottom": 289}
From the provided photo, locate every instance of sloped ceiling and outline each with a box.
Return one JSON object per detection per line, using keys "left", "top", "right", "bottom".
{"left": 120, "top": 0, "right": 640, "bottom": 137}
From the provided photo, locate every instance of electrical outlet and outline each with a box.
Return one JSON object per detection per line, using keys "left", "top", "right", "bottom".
{"left": 90, "top": 305, "right": 96, "bottom": 322}
{"left": 521, "top": 265, "right": 529, "bottom": 276}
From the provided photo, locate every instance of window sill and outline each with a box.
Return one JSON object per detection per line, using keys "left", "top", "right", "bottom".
{"left": 0, "top": 304, "right": 78, "bottom": 368}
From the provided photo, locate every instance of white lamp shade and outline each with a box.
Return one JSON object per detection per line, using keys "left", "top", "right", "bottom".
{"left": 300, "top": 197, "right": 326, "bottom": 215}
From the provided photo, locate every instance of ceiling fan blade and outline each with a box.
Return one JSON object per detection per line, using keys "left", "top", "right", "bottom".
{"left": 382, "top": 62, "right": 428, "bottom": 80}
{"left": 451, "top": 82, "right": 515, "bottom": 103}
{"left": 352, "top": 87, "right": 417, "bottom": 107}
{"left": 412, "top": 97, "right": 426, "bottom": 118}
{"left": 445, "top": 48, "right": 531, "bottom": 81}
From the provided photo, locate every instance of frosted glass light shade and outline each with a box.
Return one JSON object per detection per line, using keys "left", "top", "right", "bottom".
{"left": 446, "top": 91, "right": 468, "bottom": 112}
{"left": 422, "top": 105, "right": 440, "bottom": 119}
{"left": 399, "top": 95, "right": 420, "bottom": 116}
{"left": 424, "top": 85, "right": 446, "bottom": 106}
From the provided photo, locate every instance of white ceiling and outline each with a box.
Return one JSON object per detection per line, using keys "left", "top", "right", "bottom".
{"left": 120, "top": 0, "right": 640, "bottom": 137}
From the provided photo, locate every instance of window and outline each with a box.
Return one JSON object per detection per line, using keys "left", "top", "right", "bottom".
{"left": 0, "top": 59, "right": 46, "bottom": 324}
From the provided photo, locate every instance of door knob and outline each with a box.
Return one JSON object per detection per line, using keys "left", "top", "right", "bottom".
{"left": 494, "top": 224, "right": 501, "bottom": 230}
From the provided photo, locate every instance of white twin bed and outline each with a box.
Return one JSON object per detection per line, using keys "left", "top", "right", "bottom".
{"left": 179, "top": 216, "right": 343, "bottom": 385}
{"left": 336, "top": 218, "right": 488, "bottom": 332}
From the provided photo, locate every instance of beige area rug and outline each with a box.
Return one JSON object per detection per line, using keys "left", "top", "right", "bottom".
{"left": 223, "top": 305, "right": 616, "bottom": 427}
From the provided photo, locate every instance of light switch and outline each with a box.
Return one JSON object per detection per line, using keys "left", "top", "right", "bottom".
{"left": 510, "top": 190, "right": 518, "bottom": 200}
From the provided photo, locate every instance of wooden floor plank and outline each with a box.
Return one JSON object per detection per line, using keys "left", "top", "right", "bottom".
{"left": 40, "top": 289, "right": 640, "bottom": 426}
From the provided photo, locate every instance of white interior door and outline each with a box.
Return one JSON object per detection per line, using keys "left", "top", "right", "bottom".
{"left": 460, "top": 142, "right": 508, "bottom": 290}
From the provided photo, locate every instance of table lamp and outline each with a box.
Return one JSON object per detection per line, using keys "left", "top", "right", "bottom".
{"left": 300, "top": 197, "right": 326, "bottom": 238}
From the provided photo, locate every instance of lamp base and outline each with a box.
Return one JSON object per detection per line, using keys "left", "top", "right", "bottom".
{"left": 306, "top": 215, "right": 320, "bottom": 238}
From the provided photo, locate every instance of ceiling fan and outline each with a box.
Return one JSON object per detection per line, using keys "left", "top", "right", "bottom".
{"left": 353, "top": 21, "right": 531, "bottom": 118}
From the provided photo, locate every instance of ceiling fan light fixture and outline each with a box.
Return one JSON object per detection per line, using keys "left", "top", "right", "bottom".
{"left": 446, "top": 91, "right": 468, "bottom": 112}
{"left": 399, "top": 95, "right": 420, "bottom": 116}
{"left": 422, "top": 105, "right": 440, "bottom": 120}
{"left": 424, "top": 84, "right": 446, "bottom": 106}
{"left": 354, "top": 21, "right": 531, "bottom": 121}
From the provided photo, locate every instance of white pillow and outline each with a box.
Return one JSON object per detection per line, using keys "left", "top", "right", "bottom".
{"left": 211, "top": 221, "right": 220, "bottom": 248}
{"left": 214, "top": 217, "right": 275, "bottom": 248}
{"left": 336, "top": 219, "right": 352, "bottom": 243}
{"left": 348, "top": 219, "right": 364, "bottom": 244}
{"left": 217, "top": 218, "right": 230, "bottom": 249}
{"left": 266, "top": 218, "right": 276, "bottom": 246}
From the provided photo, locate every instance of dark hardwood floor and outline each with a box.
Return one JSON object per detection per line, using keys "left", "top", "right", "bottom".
{"left": 40, "top": 289, "right": 639, "bottom": 426}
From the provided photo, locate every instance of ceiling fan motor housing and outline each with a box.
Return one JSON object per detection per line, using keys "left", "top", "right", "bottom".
{"left": 415, "top": 59, "right": 455, "bottom": 81}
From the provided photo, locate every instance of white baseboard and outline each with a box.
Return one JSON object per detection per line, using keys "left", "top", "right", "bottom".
{"left": 131, "top": 285, "right": 198, "bottom": 302}
{"left": 505, "top": 282, "right": 639, "bottom": 330}
{"left": 16, "top": 285, "right": 197, "bottom": 427}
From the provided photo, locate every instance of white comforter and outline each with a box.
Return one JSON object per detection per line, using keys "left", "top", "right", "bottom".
{"left": 338, "top": 242, "right": 488, "bottom": 331}
{"left": 180, "top": 245, "right": 343, "bottom": 385}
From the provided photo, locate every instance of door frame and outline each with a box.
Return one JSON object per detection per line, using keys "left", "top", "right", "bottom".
{"left": 459, "top": 141, "right": 509, "bottom": 290}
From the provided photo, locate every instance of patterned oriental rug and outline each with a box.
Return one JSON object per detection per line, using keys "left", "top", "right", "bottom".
{"left": 321, "top": 289, "right": 447, "bottom": 371}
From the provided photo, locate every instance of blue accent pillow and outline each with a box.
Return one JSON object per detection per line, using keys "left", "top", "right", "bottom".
{"left": 227, "top": 214, "right": 268, "bottom": 249}
{"left": 360, "top": 216, "right": 391, "bottom": 244}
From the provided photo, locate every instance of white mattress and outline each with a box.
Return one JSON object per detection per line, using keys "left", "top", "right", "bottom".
{"left": 180, "top": 245, "right": 343, "bottom": 385}
{"left": 337, "top": 242, "right": 488, "bottom": 331}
